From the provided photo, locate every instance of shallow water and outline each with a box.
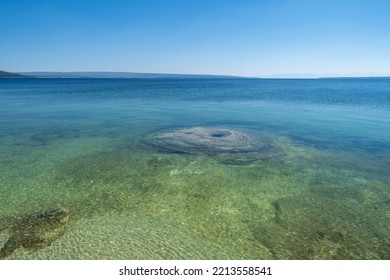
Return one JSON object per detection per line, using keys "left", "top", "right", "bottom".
{"left": 0, "top": 78, "right": 389, "bottom": 259}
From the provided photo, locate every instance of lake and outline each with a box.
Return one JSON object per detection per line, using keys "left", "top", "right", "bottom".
{"left": 0, "top": 78, "right": 389, "bottom": 259}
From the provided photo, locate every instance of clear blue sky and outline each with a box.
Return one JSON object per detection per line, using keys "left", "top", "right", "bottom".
{"left": 1, "top": 0, "right": 390, "bottom": 77}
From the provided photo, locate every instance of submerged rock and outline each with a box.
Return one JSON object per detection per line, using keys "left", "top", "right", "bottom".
{"left": 143, "top": 126, "right": 276, "bottom": 164}
{"left": 0, "top": 208, "right": 69, "bottom": 259}
{"left": 249, "top": 195, "right": 389, "bottom": 259}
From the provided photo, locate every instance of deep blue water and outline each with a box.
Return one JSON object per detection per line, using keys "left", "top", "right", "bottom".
{"left": 1, "top": 78, "right": 389, "bottom": 151}
{"left": 1, "top": 77, "right": 390, "bottom": 105}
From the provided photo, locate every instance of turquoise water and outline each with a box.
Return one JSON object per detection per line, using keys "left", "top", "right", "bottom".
{"left": 0, "top": 78, "right": 389, "bottom": 259}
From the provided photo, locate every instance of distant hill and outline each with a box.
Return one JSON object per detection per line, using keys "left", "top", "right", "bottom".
{"left": 17, "top": 71, "right": 241, "bottom": 79}
{"left": 0, "top": 70, "right": 32, "bottom": 78}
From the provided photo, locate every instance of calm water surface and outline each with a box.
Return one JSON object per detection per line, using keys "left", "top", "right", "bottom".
{"left": 0, "top": 78, "right": 389, "bottom": 259}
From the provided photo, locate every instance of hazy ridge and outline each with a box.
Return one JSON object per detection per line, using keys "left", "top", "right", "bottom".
{"left": 16, "top": 71, "right": 241, "bottom": 79}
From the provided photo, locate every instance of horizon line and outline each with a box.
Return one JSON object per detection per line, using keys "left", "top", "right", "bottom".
{"left": 15, "top": 70, "right": 390, "bottom": 79}
{"left": 2, "top": 69, "right": 390, "bottom": 79}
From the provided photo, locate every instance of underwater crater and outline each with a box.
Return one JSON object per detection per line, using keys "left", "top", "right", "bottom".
{"left": 142, "top": 126, "right": 277, "bottom": 164}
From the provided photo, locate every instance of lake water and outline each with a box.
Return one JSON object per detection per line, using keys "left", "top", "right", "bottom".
{"left": 0, "top": 78, "right": 389, "bottom": 259}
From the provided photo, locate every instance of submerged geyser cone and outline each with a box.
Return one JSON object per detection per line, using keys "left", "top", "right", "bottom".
{"left": 143, "top": 127, "right": 267, "bottom": 155}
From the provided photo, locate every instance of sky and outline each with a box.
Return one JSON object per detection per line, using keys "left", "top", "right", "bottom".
{"left": 1, "top": 0, "right": 390, "bottom": 77}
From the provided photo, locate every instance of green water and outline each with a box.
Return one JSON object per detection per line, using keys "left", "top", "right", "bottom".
{"left": 0, "top": 78, "right": 389, "bottom": 259}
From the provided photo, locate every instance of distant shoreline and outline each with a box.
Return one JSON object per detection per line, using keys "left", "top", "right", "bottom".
{"left": 1, "top": 70, "right": 390, "bottom": 79}
{"left": 15, "top": 71, "right": 243, "bottom": 79}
